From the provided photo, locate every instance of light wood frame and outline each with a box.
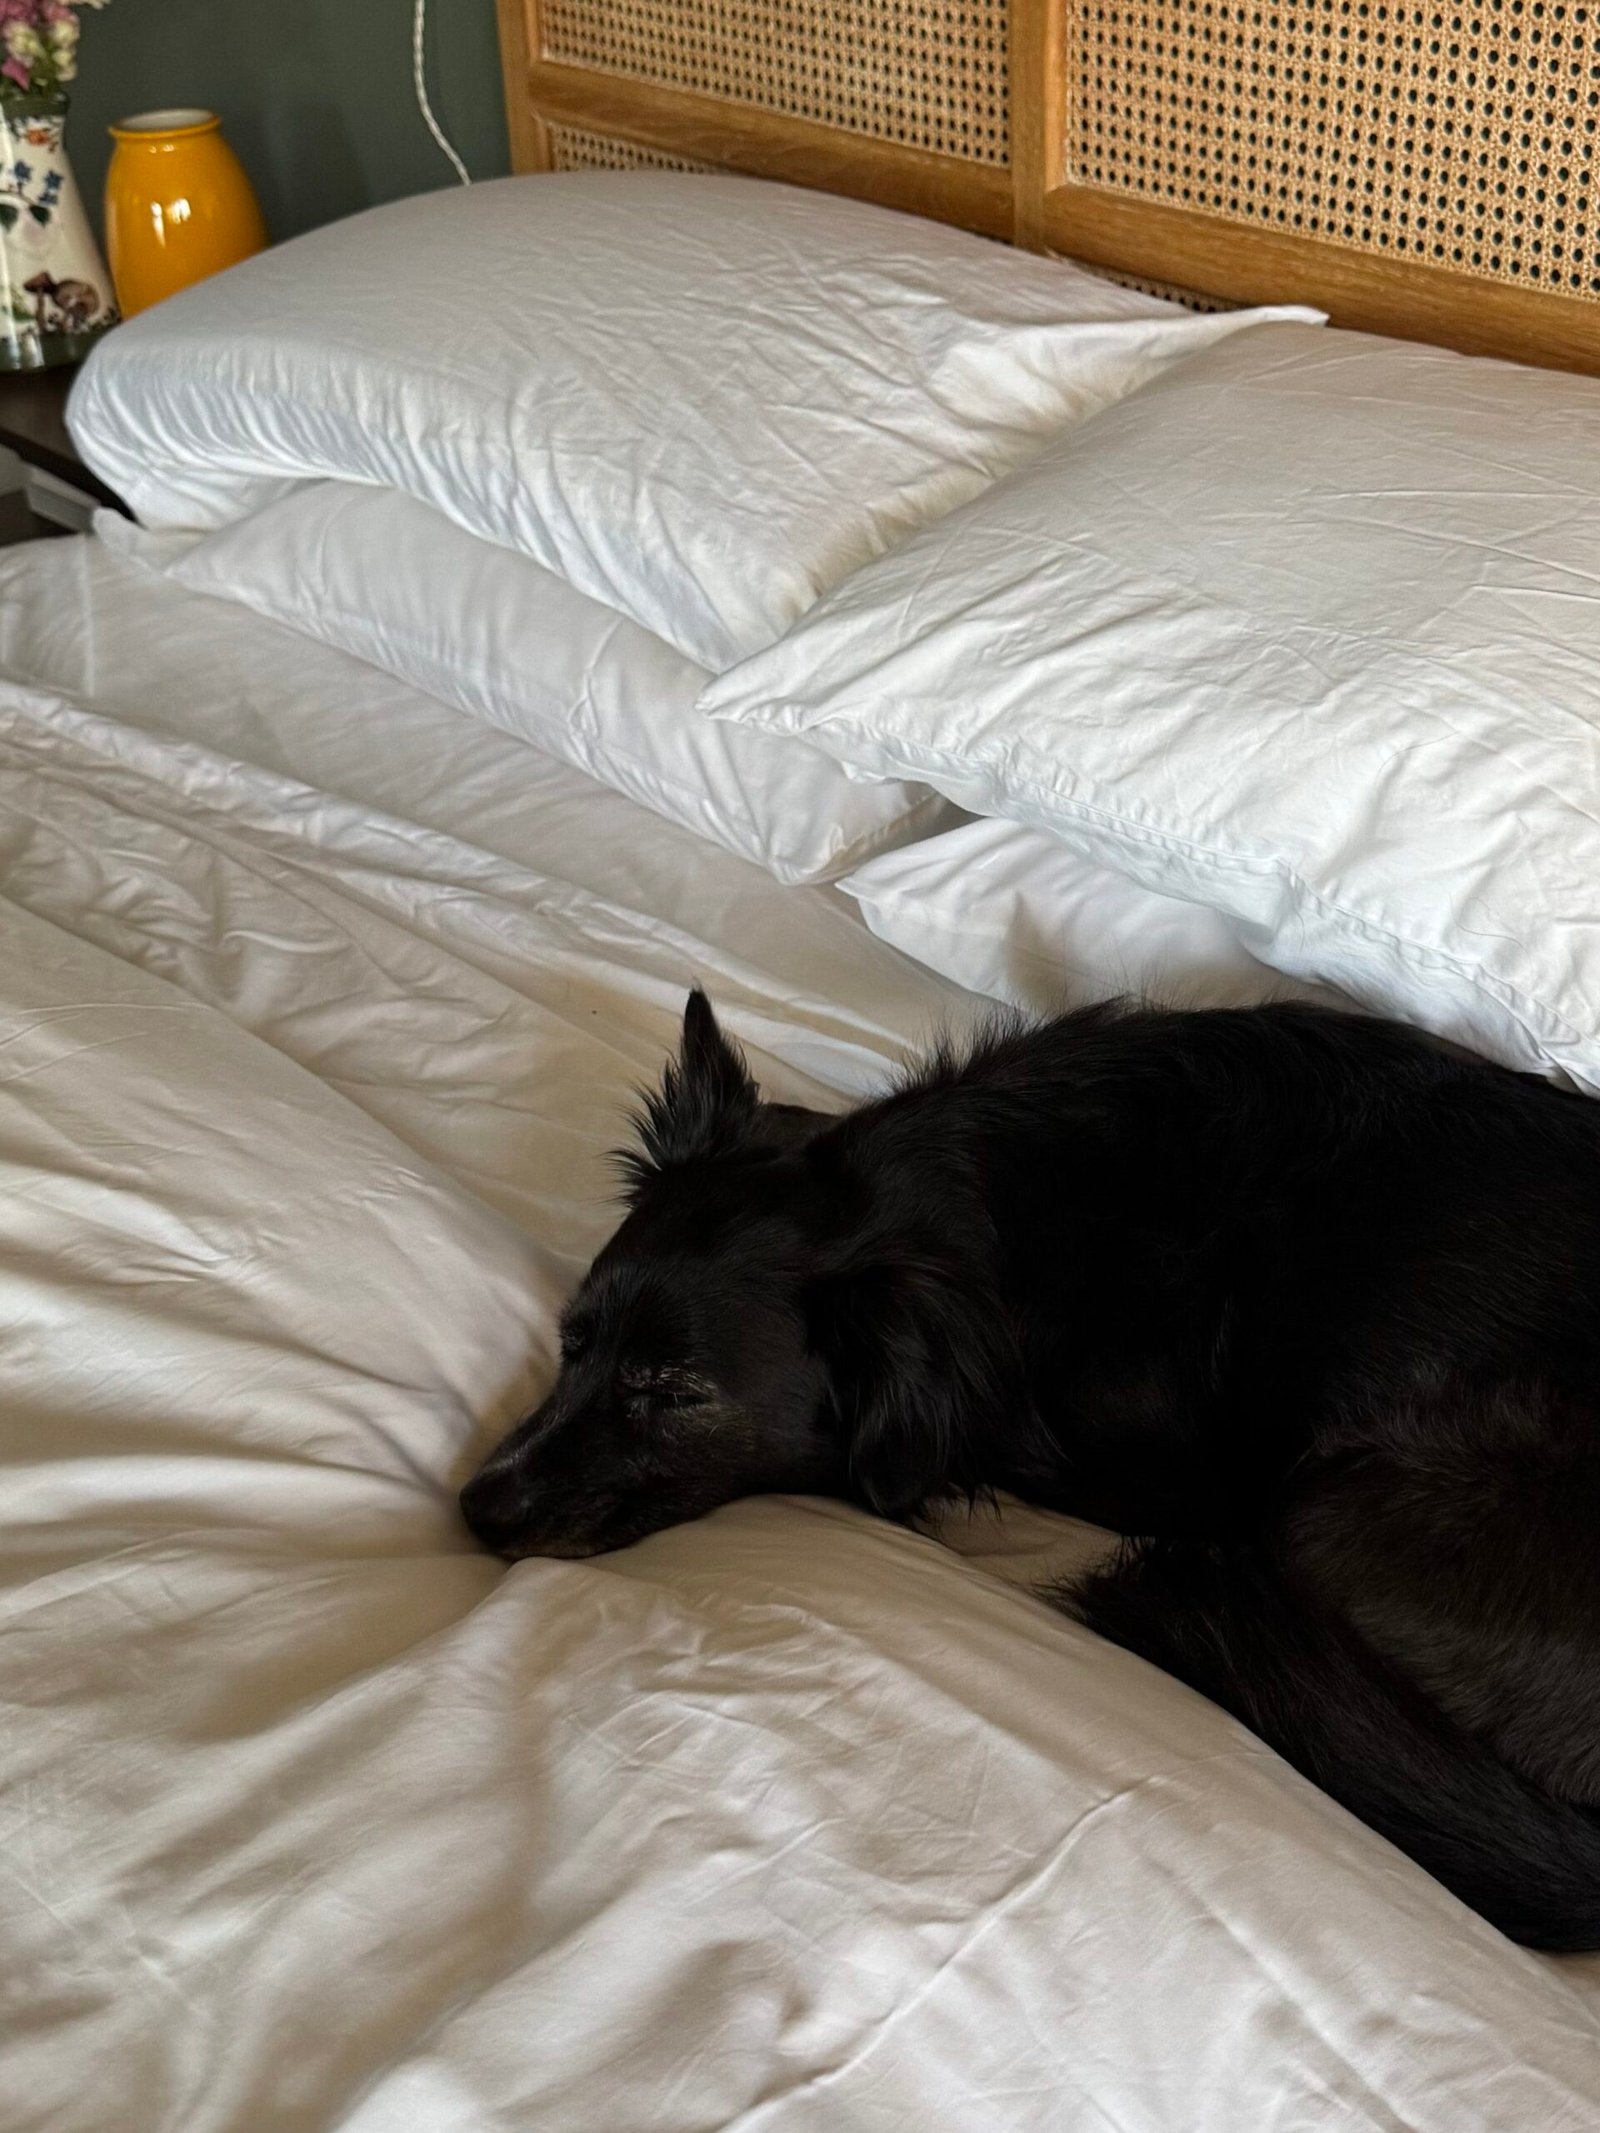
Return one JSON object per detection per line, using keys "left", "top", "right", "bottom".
{"left": 495, "top": 0, "right": 1600, "bottom": 376}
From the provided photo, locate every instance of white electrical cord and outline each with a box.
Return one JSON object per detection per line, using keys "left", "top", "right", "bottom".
{"left": 413, "top": 0, "right": 473, "bottom": 186}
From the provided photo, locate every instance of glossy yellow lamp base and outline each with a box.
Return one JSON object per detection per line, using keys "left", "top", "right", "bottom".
{"left": 106, "top": 108, "right": 267, "bottom": 319}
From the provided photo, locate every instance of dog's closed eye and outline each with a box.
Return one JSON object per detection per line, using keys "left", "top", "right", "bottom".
{"left": 619, "top": 1365, "right": 716, "bottom": 1415}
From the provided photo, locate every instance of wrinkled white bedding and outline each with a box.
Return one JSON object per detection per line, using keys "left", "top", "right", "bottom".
{"left": 4, "top": 536, "right": 1598, "bottom": 2131}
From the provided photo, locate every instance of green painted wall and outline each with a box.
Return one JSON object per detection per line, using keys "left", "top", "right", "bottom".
{"left": 67, "top": 0, "right": 511, "bottom": 247}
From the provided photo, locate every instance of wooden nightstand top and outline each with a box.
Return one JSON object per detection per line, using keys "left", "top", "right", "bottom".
{"left": 0, "top": 364, "right": 124, "bottom": 509}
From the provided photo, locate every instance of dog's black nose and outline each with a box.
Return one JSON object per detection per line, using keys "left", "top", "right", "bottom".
{"left": 459, "top": 1467, "right": 526, "bottom": 1555}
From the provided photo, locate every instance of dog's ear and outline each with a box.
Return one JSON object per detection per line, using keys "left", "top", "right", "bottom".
{"left": 619, "top": 990, "right": 761, "bottom": 1193}
{"left": 810, "top": 1252, "right": 1023, "bottom": 1518}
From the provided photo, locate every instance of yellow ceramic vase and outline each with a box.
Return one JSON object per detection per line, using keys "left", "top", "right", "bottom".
{"left": 105, "top": 108, "right": 267, "bottom": 318}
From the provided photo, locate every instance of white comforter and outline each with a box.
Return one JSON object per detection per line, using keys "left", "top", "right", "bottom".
{"left": 3, "top": 538, "right": 1598, "bottom": 2131}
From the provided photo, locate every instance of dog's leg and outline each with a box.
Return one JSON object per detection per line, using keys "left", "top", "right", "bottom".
{"left": 1278, "top": 1378, "right": 1600, "bottom": 1808}
{"left": 1059, "top": 1533, "right": 1600, "bottom": 1950}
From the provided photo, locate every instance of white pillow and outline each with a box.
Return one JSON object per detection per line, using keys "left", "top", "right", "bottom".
{"left": 68, "top": 172, "right": 1318, "bottom": 669}
{"left": 839, "top": 817, "right": 1337, "bottom": 1016}
{"left": 703, "top": 320, "right": 1600, "bottom": 1089}
{"left": 113, "top": 481, "right": 947, "bottom": 885}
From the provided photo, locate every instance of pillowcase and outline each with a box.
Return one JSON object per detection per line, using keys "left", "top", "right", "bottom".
{"left": 68, "top": 171, "right": 1318, "bottom": 669}
{"left": 112, "top": 480, "right": 947, "bottom": 886}
{"left": 703, "top": 320, "right": 1600, "bottom": 1088}
{"left": 838, "top": 816, "right": 1337, "bottom": 1016}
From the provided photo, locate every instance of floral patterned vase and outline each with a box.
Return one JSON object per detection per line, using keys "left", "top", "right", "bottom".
{"left": 0, "top": 92, "right": 115, "bottom": 367}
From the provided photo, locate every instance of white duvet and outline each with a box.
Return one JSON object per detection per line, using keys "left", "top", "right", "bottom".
{"left": 4, "top": 538, "right": 1600, "bottom": 2130}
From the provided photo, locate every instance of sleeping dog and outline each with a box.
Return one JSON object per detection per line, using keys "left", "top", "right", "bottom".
{"left": 461, "top": 989, "right": 1600, "bottom": 1951}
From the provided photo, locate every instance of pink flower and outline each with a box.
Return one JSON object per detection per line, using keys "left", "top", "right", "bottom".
{"left": 0, "top": 0, "right": 108, "bottom": 96}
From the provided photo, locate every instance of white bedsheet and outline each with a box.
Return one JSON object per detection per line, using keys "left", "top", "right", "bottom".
{"left": 3, "top": 535, "right": 1598, "bottom": 2131}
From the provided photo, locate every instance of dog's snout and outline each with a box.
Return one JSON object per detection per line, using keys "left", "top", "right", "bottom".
{"left": 459, "top": 1461, "right": 528, "bottom": 1555}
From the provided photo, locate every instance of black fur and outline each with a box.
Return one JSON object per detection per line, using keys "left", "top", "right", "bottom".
{"left": 462, "top": 990, "right": 1600, "bottom": 1949}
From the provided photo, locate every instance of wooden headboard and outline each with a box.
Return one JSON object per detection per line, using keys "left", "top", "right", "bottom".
{"left": 496, "top": 0, "right": 1600, "bottom": 375}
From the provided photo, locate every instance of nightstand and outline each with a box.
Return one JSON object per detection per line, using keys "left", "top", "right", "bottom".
{"left": 0, "top": 363, "right": 126, "bottom": 544}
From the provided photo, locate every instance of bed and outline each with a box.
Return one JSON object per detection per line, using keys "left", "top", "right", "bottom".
{"left": 8, "top": 6, "right": 1600, "bottom": 2128}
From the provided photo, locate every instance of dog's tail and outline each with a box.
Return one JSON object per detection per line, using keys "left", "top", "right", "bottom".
{"left": 1066, "top": 1538, "right": 1600, "bottom": 1952}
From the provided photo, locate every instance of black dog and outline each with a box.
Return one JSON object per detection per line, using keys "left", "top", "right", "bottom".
{"left": 462, "top": 990, "right": 1600, "bottom": 1950}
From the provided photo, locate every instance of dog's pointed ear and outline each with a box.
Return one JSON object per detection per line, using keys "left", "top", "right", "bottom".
{"left": 810, "top": 1252, "right": 1023, "bottom": 1519}
{"left": 618, "top": 989, "right": 761, "bottom": 1194}
{"left": 678, "top": 988, "right": 750, "bottom": 1112}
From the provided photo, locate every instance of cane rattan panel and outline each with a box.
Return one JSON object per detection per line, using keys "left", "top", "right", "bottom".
{"left": 541, "top": 0, "right": 1011, "bottom": 164}
{"left": 1071, "top": 260, "right": 1236, "bottom": 308}
{"left": 1064, "top": 1, "right": 1600, "bottom": 300}
{"left": 549, "top": 124, "right": 719, "bottom": 173}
